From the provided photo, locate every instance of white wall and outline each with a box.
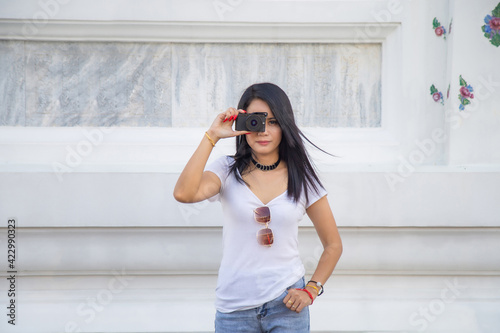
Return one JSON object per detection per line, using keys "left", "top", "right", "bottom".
{"left": 0, "top": 0, "right": 499, "bottom": 332}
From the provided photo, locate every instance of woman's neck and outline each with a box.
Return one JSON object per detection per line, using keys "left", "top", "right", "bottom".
{"left": 252, "top": 153, "right": 280, "bottom": 166}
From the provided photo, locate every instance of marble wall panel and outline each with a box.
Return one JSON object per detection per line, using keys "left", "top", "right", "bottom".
{"left": 0, "top": 41, "right": 381, "bottom": 127}
{"left": 0, "top": 41, "right": 25, "bottom": 126}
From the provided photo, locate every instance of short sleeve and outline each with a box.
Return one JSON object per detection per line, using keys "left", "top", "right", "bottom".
{"left": 205, "top": 155, "right": 233, "bottom": 202}
{"left": 305, "top": 181, "right": 328, "bottom": 209}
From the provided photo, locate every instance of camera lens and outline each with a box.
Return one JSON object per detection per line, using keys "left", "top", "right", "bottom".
{"left": 246, "top": 115, "right": 259, "bottom": 130}
{"left": 243, "top": 113, "right": 266, "bottom": 132}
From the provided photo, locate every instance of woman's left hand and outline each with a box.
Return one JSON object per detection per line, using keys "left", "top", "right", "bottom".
{"left": 283, "top": 288, "right": 313, "bottom": 313}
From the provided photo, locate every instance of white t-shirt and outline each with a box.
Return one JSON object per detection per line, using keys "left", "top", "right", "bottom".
{"left": 206, "top": 155, "right": 327, "bottom": 313}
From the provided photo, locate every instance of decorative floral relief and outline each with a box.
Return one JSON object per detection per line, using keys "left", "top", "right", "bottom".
{"left": 430, "top": 84, "right": 444, "bottom": 105}
{"left": 482, "top": 3, "right": 500, "bottom": 47}
{"left": 458, "top": 75, "right": 474, "bottom": 111}
{"left": 433, "top": 17, "right": 448, "bottom": 40}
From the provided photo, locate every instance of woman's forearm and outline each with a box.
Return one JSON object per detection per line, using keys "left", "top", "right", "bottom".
{"left": 173, "top": 130, "right": 219, "bottom": 203}
{"left": 307, "top": 242, "right": 343, "bottom": 298}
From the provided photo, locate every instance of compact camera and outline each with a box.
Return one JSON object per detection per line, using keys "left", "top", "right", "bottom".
{"left": 235, "top": 112, "right": 268, "bottom": 132}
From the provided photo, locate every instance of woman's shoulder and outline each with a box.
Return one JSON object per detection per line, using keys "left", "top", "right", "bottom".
{"left": 206, "top": 155, "right": 235, "bottom": 174}
{"left": 217, "top": 155, "right": 235, "bottom": 166}
{"left": 303, "top": 179, "right": 328, "bottom": 208}
{"left": 209, "top": 154, "right": 234, "bottom": 163}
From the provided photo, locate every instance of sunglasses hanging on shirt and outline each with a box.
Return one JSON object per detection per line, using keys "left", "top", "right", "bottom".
{"left": 254, "top": 206, "right": 274, "bottom": 246}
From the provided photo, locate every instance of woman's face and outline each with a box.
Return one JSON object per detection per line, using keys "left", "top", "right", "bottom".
{"left": 245, "top": 99, "right": 282, "bottom": 158}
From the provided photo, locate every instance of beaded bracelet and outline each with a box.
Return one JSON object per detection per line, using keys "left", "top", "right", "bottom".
{"left": 296, "top": 288, "right": 314, "bottom": 305}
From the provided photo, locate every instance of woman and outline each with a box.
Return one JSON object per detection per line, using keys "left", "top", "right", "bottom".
{"left": 174, "top": 83, "right": 342, "bottom": 332}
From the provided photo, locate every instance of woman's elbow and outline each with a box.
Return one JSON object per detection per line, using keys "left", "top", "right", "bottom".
{"left": 336, "top": 241, "right": 343, "bottom": 257}
{"left": 328, "top": 238, "right": 343, "bottom": 257}
{"left": 173, "top": 188, "right": 192, "bottom": 203}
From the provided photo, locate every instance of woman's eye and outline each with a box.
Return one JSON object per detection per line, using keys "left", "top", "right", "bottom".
{"left": 269, "top": 119, "right": 279, "bottom": 126}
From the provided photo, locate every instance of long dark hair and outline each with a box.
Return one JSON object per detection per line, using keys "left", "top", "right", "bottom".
{"left": 230, "top": 82, "right": 327, "bottom": 203}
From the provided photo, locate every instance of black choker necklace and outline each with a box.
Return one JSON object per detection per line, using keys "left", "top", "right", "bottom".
{"left": 251, "top": 157, "right": 280, "bottom": 171}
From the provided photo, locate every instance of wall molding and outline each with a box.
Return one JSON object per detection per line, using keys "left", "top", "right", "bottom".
{"left": 0, "top": 19, "right": 399, "bottom": 43}
{"left": 2, "top": 226, "right": 499, "bottom": 276}
{"left": 2, "top": 171, "right": 500, "bottom": 228}
{"left": 0, "top": 20, "right": 410, "bottom": 165}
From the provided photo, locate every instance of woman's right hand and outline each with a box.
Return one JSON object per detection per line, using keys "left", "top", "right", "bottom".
{"left": 206, "top": 108, "right": 249, "bottom": 144}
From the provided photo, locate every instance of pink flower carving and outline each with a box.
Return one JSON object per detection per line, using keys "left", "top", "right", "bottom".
{"left": 490, "top": 17, "right": 500, "bottom": 30}
{"left": 460, "top": 86, "right": 472, "bottom": 98}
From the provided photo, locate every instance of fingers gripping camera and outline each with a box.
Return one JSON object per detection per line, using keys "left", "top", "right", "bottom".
{"left": 235, "top": 112, "right": 268, "bottom": 132}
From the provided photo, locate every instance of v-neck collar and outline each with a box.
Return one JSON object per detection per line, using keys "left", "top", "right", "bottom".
{"left": 237, "top": 169, "right": 287, "bottom": 206}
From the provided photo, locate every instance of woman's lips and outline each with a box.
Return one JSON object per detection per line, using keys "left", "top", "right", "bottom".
{"left": 256, "top": 141, "right": 270, "bottom": 146}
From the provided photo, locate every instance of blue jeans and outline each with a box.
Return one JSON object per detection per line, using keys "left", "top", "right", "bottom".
{"left": 215, "top": 278, "right": 310, "bottom": 333}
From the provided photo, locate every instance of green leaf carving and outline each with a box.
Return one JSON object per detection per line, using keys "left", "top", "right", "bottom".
{"left": 430, "top": 85, "right": 438, "bottom": 94}
{"left": 459, "top": 75, "right": 467, "bottom": 87}
{"left": 492, "top": 3, "right": 500, "bottom": 18}
{"left": 463, "top": 99, "right": 471, "bottom": 106}
{"left": 491, "top": 33, "right": 500, "bottom": 47}
{"left": 433, "top": 17, "right": 440, "bottom": 29}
